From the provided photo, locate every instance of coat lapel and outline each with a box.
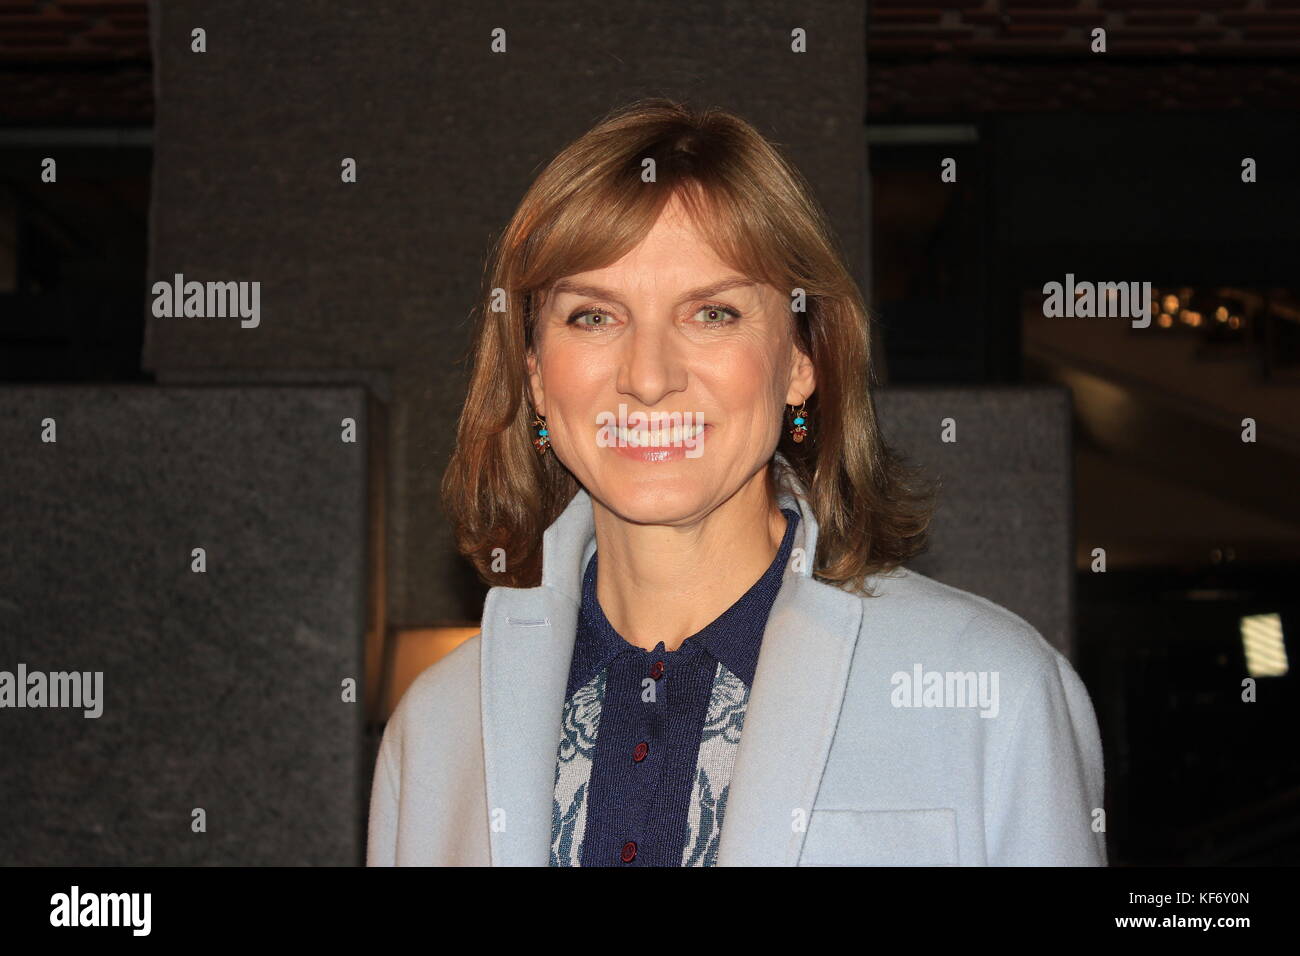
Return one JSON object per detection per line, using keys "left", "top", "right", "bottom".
{"left": 480, "top": 489, "right": 595, "bottom": 866}
{"left": 715, "top": 462, "right": 864, "bottom": 864}
{"left": 479, "top": 454, "right": 862, "bottom": 866}
{"left": 714, "top": 570, "right": 863, "bottom": 865}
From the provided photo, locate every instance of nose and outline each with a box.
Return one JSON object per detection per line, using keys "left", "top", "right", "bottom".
{"left": 616, "top": 316, "right": 688, "bottom": 406}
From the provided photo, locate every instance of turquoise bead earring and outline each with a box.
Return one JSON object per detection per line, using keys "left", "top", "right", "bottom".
{"left": 532, "top": 414, "right": 550, "bottom": 453}
{"left": 789, "top": 400, "right": 809, "bottom": 443}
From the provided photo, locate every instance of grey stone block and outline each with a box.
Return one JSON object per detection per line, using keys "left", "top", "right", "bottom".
{"left": 0, "top": 386, "right": 369, "bottom": 865}
{"left": 144, "top": 0, "right": 866, "bottom": 626}
{"left": 875, "top": 386, "right": 1075, "bottom": 659}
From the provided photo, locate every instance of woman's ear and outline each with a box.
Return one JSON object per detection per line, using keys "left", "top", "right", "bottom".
{"left": 785, "top": 341, "right": 816, "bottom": 407}
{"left": 526, "top": 349, "right": 545, "bottom": 417}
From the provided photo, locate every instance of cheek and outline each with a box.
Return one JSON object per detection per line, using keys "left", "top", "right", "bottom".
{"left": 540, "top": 346, "right": 603, "bottom": 409}
{"left": 700, "top": 339, "right": 786, "bottom": 409}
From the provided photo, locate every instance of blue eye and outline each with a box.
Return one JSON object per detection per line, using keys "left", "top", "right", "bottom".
{"left": 567, "top": 309, "right": 615, "bottom": 328}
{"left": 694, "top": 304, "right": 741, "bottom": 325}
{"left": 565, "top": 304, "right": 741, "bottom": 329}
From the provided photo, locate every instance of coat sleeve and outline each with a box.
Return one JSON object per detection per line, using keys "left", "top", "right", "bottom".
{"left": 985, "top": 649, "right": 1108, "bottom": 865}
{"left": 363, "top": 634, "right": 490, "bottom": 866}
{"left": 365, "top": 703, "right": 403, "bottom": 866}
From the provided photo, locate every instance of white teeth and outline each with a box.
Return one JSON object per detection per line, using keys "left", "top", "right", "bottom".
{"left": 617, "top": 423, "right": 705, "bottom": 446}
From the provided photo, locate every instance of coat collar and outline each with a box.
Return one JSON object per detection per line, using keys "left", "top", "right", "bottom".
{"left": 478, "top": 452, "right": 864, "bottom": 865}
{"left": 566, "top": 504, "right": 801, "bottom": 695}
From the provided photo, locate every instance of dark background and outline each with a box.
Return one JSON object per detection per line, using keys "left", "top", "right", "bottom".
{"left": 2, "top": 0, "right": 1297, "bottom": 865}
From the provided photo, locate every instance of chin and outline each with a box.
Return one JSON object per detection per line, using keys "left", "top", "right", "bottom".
{"left": 587, "top": 464, "right": 716, "bottom": 526}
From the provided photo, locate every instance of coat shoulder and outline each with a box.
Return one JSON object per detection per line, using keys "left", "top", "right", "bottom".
{"left": 389, "top": 632, "right": 482, "bottom": 730}
{"left": 847, "top": 566, "right": 1067, "bottom": 679}
{"left": 800, "top": 568, "right": 1106, "bottom": 865}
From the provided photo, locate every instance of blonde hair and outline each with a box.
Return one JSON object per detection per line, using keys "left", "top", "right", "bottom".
{"left": 442, "top": 97, "right": 934, "bottom": 594}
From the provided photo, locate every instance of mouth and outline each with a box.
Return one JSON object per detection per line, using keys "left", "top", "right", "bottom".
{"left": 615, "top": 422, "right": 708, "bottom": 447}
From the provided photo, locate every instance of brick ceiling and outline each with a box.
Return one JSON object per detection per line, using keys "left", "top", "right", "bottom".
{"left": 2, "top": 1, "right": 1298, "bottom": 125}
{"left": 868, "top": 0, "right": 1300, "bottom": 115}
{"left": 1, "top": 0, "right": 151, "bottom": 124}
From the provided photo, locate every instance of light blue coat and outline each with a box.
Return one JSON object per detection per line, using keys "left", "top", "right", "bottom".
{"left": 367, "top": 456, "right": 1107, "bottom": 866}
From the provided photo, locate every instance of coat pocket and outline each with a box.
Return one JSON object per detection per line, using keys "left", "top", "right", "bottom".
{"left": 798, "top": 808, "right": 958, "bottom": 866}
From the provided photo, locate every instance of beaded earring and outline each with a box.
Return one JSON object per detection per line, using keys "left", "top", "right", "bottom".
{"left": 789, "top": 400, "right": 809, "bottom": 443}
{"left": 532, "top": 415, "right": 550, "bottom": 453}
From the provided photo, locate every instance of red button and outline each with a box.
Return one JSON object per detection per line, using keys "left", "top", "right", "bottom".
{"left": 621, "top": 841, "right": 638, "bottom": 863}
{"left": 650, "top": 661, "right": 665, "bottom": 679}
{"left": 632, "top": 741, "right": 649, "bottom": 762}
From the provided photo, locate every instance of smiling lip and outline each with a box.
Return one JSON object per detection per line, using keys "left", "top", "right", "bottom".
{"left": 610, "top": 424, "right": 709, "bottom": 462}
{"left": 614, "top": 422, "right": 706, "bottom": 447}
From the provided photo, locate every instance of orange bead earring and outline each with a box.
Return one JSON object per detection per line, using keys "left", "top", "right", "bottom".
{"left": 532, "top": 415, "right": 550, "bottom": 453}
{"left": 789, "top": 400, "right": 809, "bottom": 443}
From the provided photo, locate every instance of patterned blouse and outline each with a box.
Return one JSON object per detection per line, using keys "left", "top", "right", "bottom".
{"left": 550, "top": 508, "right": 800, "bottom": 866}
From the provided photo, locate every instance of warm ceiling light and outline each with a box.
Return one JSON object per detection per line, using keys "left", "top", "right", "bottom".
{"left": 1241, "top": 613, "right": 1288, "bottom": 678}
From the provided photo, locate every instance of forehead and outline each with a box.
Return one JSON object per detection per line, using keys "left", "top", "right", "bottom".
{"left": 548, "top": 196, "right": 750, "bottom": 297}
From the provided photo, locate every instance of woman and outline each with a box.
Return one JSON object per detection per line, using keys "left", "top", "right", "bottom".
{"left": 367, "top": 98, "right": 1106, "bottom": 866}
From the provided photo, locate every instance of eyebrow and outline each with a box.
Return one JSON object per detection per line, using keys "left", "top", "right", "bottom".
{"left": 547, "top": 275, "right": 755, "bottom": 307}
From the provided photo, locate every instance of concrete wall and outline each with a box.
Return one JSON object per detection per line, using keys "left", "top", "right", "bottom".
{"left": 0, "top": 386, "right": 370, "bottom": 864}
{"left": 143, "top": 0, "right": 867, "bottom": 626}
{"left": 878, "top": 385, "right": 1075, "bottom": 659}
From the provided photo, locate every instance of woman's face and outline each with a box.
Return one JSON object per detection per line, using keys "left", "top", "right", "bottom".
{"left": 527, "top": 194, "right": 816, "bottom": 526}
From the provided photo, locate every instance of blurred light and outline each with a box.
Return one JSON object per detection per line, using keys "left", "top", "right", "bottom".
{"left": 1186, "top": 589, "right": 1250, "bottom": 600}
{"left": 1158, "top": 313, "right": 1174, "bottom": 328}
{"left": 1229, "top": 316, "right": 1242, "bottom": 329}
{"left": 1162, "top": 294, "right": 1180, "bottom": 313}
{"left": 1215, "top": 306, "right": 1229, "bottom": 322}
{"left": 1241, "top": 613, "right": 1288, "bottom": 677}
